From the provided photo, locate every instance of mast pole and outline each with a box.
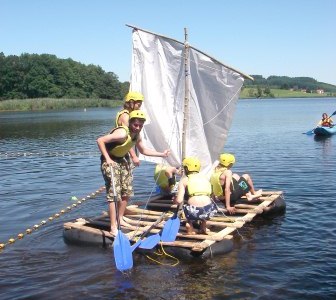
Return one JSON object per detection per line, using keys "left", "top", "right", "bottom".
{"left": 182, "top": 27, "right": 189, "bottom": 161}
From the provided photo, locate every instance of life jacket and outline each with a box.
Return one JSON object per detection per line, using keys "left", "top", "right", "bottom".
{"left": 154, "top": 164, "right": 176, "bottom": 189}
{"left": 210, "top": 171, "right": 250, "bottom": 202}
{"left": 210, "top": 171, "right": 224, "bottom": 197}
{"left": 154, "top": 164, "right": 169, "bottom": 189}
{"left": 186, "top": 173, "right": 211, "bottom": 198}
{"left": 115, "top": 109, "right": 129, "bottom": 127}
{"left": 210, "top": 165, "right": 229, "bottom": 197}
{"left": 103, "top": 126, "right": 137, "bottom": 160}
{"left": 321, "top": 117, "right": 332, "bottom": 127}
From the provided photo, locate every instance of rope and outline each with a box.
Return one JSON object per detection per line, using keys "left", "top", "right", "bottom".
{"left": 0, "top": 151, "right": 100, "bottom": 159}
{"left": 0, "top": 186, "right": 105, "bottom": 252}
{"left": 144, "top": 242, "right": 180, "bottom": 266}
{"left": 211, "top": 199, "right": 246, "bottom": 241}
{"left": 128, "top": 115, "right": 180, "bottom": 240}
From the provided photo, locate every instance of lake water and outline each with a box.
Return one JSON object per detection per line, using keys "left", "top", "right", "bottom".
{"left": 0, "top": 98, "right": 335, "bottom": 299}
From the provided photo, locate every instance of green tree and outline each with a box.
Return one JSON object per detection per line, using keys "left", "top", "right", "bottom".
{"left": 0, "top": 53, "right": 124, "bottom": 100}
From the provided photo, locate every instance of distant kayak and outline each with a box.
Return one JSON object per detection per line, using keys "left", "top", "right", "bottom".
{"left": 313, "top": 126, "right": 336, "bottom": 136}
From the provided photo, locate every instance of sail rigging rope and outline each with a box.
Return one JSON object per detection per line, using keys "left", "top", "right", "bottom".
{"left": 202, "top": 87, "right": 241, "bottom": 127}
{"left": 128, "top": 115, "right": 180, "bottom": 240}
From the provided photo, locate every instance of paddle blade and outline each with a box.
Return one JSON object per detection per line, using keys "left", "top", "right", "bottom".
{"left": 304, "top": 129, "right": 314, "bottom": 135}
{"left": 330, "top": 110, "right": 336, "bottom": 117}
{"left": 130, "top": 240, "right": 141, "bottom": 252}
{"left": 113, "top": 231, "right": 133, "bottom": 271}
{"left": 160, "top": 217, "right": 180, "bottom": 242}
{"left": 139, "top": 234, "right": 160, "bottom": 249}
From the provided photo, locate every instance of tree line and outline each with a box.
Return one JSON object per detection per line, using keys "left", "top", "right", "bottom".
{"left": 244, "top": 75, "right": 336, "bottom": 93}
{"left": 0, "top": 52, "right": 129, "bottom": 101}
{"left": 1, "top": 52, "right": 335, "bottom": 101}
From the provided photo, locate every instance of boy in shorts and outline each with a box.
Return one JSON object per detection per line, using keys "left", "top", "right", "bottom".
{"left": 210, "top": 153, "right": 262, "bottom": 215}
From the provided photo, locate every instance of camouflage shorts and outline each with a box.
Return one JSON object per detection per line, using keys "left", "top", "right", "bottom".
{"left": 101, "top": 161, "right": 134, "bottom": 202}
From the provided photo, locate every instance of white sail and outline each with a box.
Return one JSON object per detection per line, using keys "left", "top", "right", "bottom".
{"left": 129, "top": 27, "right": 245, "bottom": 173}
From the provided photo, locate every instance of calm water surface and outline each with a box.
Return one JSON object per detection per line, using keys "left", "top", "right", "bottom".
{"left": 0, "top": 98, "right": 335, "bottom": 299}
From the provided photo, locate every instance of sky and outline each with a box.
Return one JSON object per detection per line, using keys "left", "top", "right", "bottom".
{"left": 1, "top": 0, "right": 336, "bottom": 85}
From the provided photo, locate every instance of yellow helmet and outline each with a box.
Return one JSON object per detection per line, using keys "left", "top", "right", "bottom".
{"left": 124, "top": 91, "right": 144, "bottom": 102}
{"left": 129, "top": 110, "right": 146, "bottom": 121}
{"left": 219, "top": 153, "right": 235, "bottom": 167}
{"left": 182, "top": 157, "right": 201, "bottom": 172}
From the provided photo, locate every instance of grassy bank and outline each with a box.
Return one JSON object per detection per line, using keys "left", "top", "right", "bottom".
{"left": 1, "top": 91, "right": 335, "bottom": 112}
{"left": 240, "top": 88, "right": 335, "bottom": 99}
{"left": 0, "top": 98, "right": 123, "bottom": 112}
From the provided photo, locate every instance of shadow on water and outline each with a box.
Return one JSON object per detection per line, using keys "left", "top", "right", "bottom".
{"left": 313, "top": 134, "right": 332, "bottom": 142}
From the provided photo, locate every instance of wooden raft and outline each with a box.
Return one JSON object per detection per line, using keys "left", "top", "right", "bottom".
{"left": 63, "top": 191, "right": 283, "bottom": 254}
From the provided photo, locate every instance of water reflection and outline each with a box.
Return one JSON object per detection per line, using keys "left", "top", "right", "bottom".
{"left": 314, "top": 135, "right": 333, "bottom": 157}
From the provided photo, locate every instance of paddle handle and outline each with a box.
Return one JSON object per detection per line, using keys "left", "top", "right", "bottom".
{"left": 139, "top": 212, "right": 167, "bottom": 239}
{"left": 109, "top": 164, "right": 120, "bottom": 229}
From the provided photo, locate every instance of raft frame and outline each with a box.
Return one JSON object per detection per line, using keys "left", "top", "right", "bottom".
{"left": 63, "top": 191, "right": 285, "bottom": 257}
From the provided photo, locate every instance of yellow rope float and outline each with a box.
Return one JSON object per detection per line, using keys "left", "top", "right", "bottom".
{"left": 0, "top": 186, "right": 105, "bottom": 252}
{"left": 0, "top": 151, "right": 101, "bottom": 158}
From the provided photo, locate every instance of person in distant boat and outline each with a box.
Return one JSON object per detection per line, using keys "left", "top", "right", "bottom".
{"left": 317, "top": 113, "right": 334, "bottom": 127}
{"left": 115, "top": 91, "right": 144, "bottom": 167}
{"left": 210, "top": 153, "right": 262, "bottom": 215}
{"left": 154, "top": 164, "right": 182, "bottom": 195}
{"left": 97, "top": 110, "right": 170, "bottom": 236}
{"left": 174, "top": 157, "right": 216, "bottom": 235}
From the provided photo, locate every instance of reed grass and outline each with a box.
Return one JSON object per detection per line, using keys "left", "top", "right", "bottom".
{"left": 0, "top": 98, "right": 123, "bottom": 112}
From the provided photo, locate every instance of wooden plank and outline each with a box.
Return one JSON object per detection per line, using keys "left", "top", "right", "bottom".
{"left": 191, "top": 227, "right": 237, "bottom": 252}
{"left": 123, "top": 216, "right": 166, "bottom": 227}
{"left": 210, "top": 215, "right": 246, "bottom": 222}
{"left": 206, "top": 220, "right": 245, "bottom": 228}
{"left": 125, "top": 213, "right": 171, "bottom": 221}
{"left": 126, "top": 205, "right": 173, "bottom": 215}
{"left": 64, "top": 221, "right": 114, "bottom": 238}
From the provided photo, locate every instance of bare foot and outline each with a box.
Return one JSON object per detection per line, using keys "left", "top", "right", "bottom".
{"left": 185, "top": 230, "right": 197, "bottom": 235}
{"left": 110, "top": 227, "right": 118, "bottom": 237}
{"left": 185, "top": 222, "right": 196, "bottom": 235}
{"left": 246, "top": 192, "right": 253, "bottom": 201}
{"left": 199, "top": 228, "right": 209, "bottom": 235}
{"left": 247, "top": 189, "right": 263, "bottom": 201}
{"left": 255, "top": 189, "right": 263, "bottom": 197}
{"left": 119, "top": 217, "right": 133, "bottom": 228}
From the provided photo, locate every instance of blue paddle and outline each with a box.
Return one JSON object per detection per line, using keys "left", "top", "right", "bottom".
{"left": 133, "top": 206, "right": 181, "bottom": 250}
{"left": 304, "top": 129, "right": 314, "bottom": 135}
{"left": 137, "top": 212, "right": 167, "bottom": 249}
{"left": 304, "top": 110, "right": 336, "bottom": 135}
{"left": 110, "top": 165, "right": 133, "bottom": 271}
{"left": 138, "top": 233, "right": 161, "bottom": 249}
{"left": 160, "top": 204, "right": 181, "bottom": 242}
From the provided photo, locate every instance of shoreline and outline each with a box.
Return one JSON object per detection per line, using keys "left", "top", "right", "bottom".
{"left": 0, "top": 96, "right": 335, "bottom": 112}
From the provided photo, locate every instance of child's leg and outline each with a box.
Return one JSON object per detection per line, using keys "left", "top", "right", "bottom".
{"left": 242, "top": 174, "right": 262, "bottom": 197}
{"left": 109, "top": 202, "right": 118, "bottom": 236}
{"left": 199, "top": 220, "right": 208, "bottom": 234}
{"left": 185, "top": 220, "right": 196, "bottom": 235}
